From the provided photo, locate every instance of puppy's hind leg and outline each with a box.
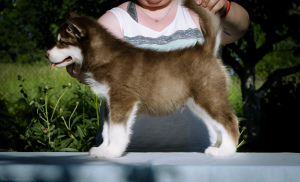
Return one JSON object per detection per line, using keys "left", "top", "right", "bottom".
{"left": 188, "top": 99, "right": 239, "bottom": 157}
{"left": 203, "top": 113, "right": 239, "bottom": 157}
{"left": 89, "top": 100, "right": 140, "bottom": 158}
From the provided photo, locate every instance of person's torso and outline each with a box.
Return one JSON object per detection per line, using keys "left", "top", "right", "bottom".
{"left": 109, "top": 1, "right": 204, "bottom": 51}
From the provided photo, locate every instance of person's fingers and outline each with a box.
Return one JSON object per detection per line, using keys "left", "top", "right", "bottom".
{"left": 66, "top": 64, "right": 75, "bottom": 76}
{"left": 205, "top": 0, "right": 219, "bottom": 10}
{"left": 194, "top": 0, "right": 202, "bottom": 5}
{"left": 73, "top": 64, "right": 81, "bottom": 73}
{"left": 210, "top": 0, "right": 227, "bottom": 14}
{"left": 66, "top": 63, "right": 82, "bottom": 78}
{"left": 201, "top": 0, "right": 209, "bottom": 7}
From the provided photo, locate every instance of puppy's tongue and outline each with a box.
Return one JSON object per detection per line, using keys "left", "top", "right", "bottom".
{"left": 50, "top": 63, "right": 55, "bottom": 69}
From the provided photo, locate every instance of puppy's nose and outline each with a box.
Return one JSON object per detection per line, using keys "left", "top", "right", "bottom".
{"left": 45, "top": 51, "right": 49, "bottom": 59}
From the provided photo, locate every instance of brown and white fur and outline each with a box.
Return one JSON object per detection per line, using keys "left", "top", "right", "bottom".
{"left": 46, "top": 0, "right": 240, "bottom": 158}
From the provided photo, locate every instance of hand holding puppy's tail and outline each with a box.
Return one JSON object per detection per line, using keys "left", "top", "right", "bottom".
{"left": 184, "top": 0, "right": 221, "bottom": 56}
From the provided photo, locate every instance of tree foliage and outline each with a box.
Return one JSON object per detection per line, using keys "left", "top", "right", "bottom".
{"left": 0, "top": 0, "right": 126, "bottom": 63}
{"left": 223, "top": 0, "right": 300, "bottom": 145}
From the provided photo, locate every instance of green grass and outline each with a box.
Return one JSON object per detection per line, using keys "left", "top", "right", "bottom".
{"left": 0, "top": 62, "right": 83, "bottom": 104}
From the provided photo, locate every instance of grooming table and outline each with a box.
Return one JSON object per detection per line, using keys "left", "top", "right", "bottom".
{"left": 0, "top": 152, "right": 299, "bottom": 182}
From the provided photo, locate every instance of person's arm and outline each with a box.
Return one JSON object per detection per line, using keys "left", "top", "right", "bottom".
{"left": 195, "top": 0, "right": 250, "bottom": 44}
{"left": 97, "top": 11, "right": 124, "bottom": 40}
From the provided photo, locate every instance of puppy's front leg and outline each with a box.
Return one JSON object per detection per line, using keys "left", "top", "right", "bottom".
{"left": 89, "top": 119, "right": 109, "bottom": 157}
{"left": 89, "top": 122, "right": 128, "bottom": 158}
{"left": 89, "top": 100, "right": 139, "bottom": 158}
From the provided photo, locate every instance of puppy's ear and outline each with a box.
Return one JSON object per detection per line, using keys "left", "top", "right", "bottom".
{"left": 69, "top": 11, "right": 80, "bottom": 18}
{"left": 66, "top": 18, "right": 85, "bottom": 40}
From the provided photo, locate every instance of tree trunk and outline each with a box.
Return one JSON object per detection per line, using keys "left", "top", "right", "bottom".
{"left": 240, "top": 65, "right": 261, "bottom": 144}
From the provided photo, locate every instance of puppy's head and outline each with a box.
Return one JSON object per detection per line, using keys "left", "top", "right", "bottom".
{"left": 46, "top": 12, "right": 86, "bottom": 69}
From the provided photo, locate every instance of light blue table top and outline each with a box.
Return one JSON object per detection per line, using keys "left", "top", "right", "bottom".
{"left": 0, "top": 152, "right": 299, "bottom": 182}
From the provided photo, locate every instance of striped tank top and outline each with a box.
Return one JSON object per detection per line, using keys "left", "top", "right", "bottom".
{"left": 109, "top": 1, "right": 204, "bottom": 51}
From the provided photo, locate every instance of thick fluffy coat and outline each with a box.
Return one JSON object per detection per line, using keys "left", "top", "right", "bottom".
{"left": 46, "top": 0, "right": 240, "bottom": 158}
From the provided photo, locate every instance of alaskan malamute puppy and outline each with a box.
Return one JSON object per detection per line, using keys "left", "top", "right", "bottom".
{"left": 46, "top": 0, "right": 240, "bottom": 158}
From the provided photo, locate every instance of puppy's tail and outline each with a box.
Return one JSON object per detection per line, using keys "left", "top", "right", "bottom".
{"left": 183, "top": 0, "right": 221, "bottom": 56}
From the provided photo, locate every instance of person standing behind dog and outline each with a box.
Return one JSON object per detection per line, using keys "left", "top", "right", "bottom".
{"left": 67, "top": 0, "right": 249, "bottom": 152}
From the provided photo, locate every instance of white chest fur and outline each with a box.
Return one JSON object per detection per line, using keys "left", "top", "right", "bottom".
{"left": 84, "top": 72, "right": 110, "bottom": 101}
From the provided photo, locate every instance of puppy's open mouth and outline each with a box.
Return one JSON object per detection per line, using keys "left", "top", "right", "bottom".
{"left": 50, "top": 56, "right": 72, "bottom": 69}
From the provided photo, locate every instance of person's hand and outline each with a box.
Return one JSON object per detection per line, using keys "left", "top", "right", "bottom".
{"left": 194, "top": 0, "right": 228, "bottom": 15}
{"left": 66, "top": 64, "right": 87, "bottom": 84}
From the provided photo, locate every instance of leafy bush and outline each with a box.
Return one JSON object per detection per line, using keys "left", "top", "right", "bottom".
{"left": 16, "top": 75, "right": 101, "bottom": 152}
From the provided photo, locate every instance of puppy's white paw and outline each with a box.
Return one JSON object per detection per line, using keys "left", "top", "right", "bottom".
{"left": 89, "top": 146, "right": 123, "bottom": 158}
{"left": 204, "top": 146, "right": 236, "bottom": 157}
{"left": 89, "top": 146, "right": 105, "bottom": 157}
{"left": 102, "top": 148, "right": 123, "bottom": 158}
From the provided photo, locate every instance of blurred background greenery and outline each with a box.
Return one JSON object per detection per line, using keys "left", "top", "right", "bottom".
{"left": 0, "top": 0, "right": 299, "bottom": 152}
